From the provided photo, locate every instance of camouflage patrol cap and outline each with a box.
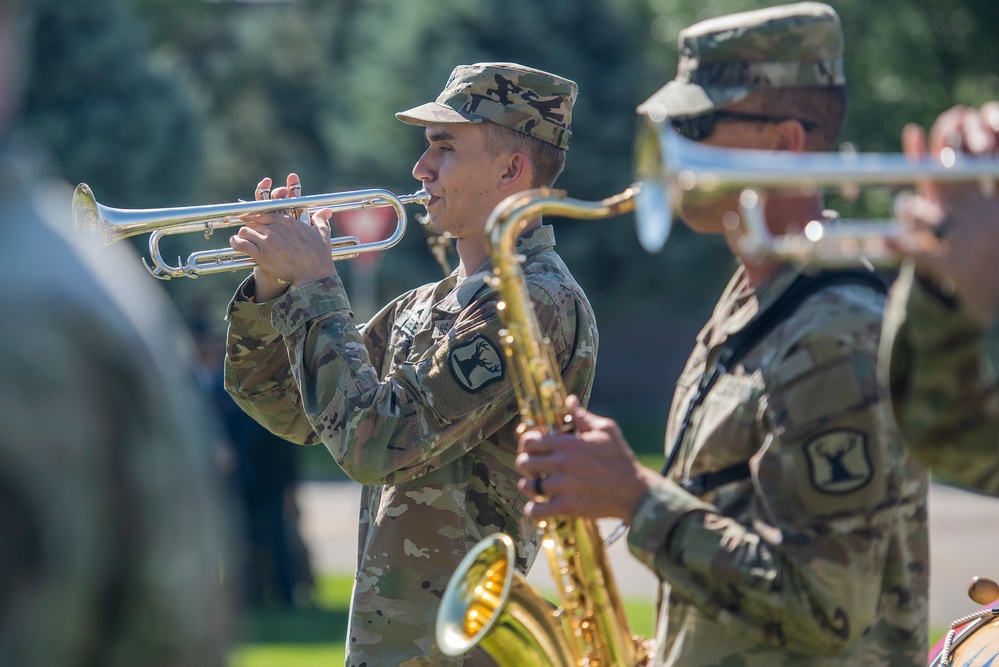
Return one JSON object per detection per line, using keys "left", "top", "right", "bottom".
{"left": 638, "top": 2, "right": 845, "bottom": 120}
{"left": 396, "top": 62, "right": 577, "bottom": 150}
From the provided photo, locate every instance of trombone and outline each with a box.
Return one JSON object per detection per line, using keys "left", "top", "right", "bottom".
{"left": 632, "top": 113, "right": 999, "bottom": 265}
{"left": 72, "top": 183, "right": 431, "bottom": 280}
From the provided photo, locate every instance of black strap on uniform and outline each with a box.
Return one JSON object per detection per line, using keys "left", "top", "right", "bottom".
{"left": 662, "top": 269, "right": 889, "bottom": 496}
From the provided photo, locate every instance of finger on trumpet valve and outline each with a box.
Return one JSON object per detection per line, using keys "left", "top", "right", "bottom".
{"left": 288, "top": 183, "right": 310, "bottom": 223}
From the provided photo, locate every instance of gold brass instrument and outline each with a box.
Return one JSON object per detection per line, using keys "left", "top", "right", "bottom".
{"left": 72, "top": 183, "right": 430, "bottom": 280}
{"left": 417, "top": 212, "right": 456, "bottom": 276}
{"left": 633, "top": 112, "right": 999, "bottom": 265}
{"left": 436, "top": 187, "right": 652, "bottom": 667}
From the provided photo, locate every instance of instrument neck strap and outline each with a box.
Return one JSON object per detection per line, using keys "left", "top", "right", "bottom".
{"left": 660, "top": 268, "right": 889, "bottom": 491}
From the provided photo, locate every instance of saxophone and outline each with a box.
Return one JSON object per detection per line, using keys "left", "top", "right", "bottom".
{"left": 435, "top": 187, "right": 652, "bottom": 667}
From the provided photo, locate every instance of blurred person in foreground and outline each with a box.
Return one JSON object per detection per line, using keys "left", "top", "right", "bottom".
{"left": 515, "top": 4, "right": 929, "bottom": 665}
{"left": 223, "top": 62, "right": 598, "bottom": 666}
{"left": 0, "top": 1, "right": 236, "bottom": 665}
{"left": 880, "top": 102, "right": 999, "bottom": 495}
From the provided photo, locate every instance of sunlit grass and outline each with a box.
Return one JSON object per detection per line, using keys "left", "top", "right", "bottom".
{"left": 230, "top": 572, "right": 658, "bottom": 666}
{"left": 230, "top": 644, "right": 343, "bottom": 667}
{"left": 230, "top": 555, "right": 942, "bottom": 665}
{"left": 229, "top": 574, "right": 352, "bottom": 667}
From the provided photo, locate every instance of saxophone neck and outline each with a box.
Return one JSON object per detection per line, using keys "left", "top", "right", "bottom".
{"left": 486, "top": 187, "right": 564, "bottom": 261}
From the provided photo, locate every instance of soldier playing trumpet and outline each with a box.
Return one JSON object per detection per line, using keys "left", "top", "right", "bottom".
{"left": 222, "top": 62, "right": 599, "bottom": 667}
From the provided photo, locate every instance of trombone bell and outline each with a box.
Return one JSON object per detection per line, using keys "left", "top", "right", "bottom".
{"left": 72, "top": 183, "right": 430, "bottom": 280}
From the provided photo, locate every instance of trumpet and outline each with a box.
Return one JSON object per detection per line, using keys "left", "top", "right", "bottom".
{"left": 72, "top": 183, "right": 431, "bottom": 280}
{"left": 632, "top": 114, "right": 999, "bottom": 265}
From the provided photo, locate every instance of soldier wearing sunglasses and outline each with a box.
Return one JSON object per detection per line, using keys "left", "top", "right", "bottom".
{"left": 670, "top": 110, "right": 819, "bottom": 143}
{"left": 515, "top": 3, "right": 929, "bottom": 665}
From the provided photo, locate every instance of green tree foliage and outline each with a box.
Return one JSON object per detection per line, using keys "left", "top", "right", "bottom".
{"left": 132, "top": 0, "right": 731, "bottom": 320}
{"left": 836, "top": 0, "right": 999, "bottom": 149}
{"left": 644, "top": 0, "right": 999, "bottom": 143}
{"left": 21, "top": 0, "right": 203, "bottom": 208}
{"left": 140, "top": 0, "right": 353, "bottom": 203}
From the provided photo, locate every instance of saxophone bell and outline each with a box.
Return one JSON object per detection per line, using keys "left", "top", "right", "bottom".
{"left": 436, "top": 533, "right": 578, "bottom": 667}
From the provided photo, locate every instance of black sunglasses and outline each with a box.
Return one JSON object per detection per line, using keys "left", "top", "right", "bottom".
{"left": 671, "top": 111, "right": 818, "bottom": 141}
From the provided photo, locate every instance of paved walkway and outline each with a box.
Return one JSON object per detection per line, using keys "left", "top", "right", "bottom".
{"left": 297, "top": 480, "right": 999, "bottom": 630}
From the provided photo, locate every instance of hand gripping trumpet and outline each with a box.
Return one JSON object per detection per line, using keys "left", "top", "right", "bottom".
{"left": 435, "top": 187, "right": 652, "bottom": 667}
{"left": 71, "top": 183, "right": 430, "bottom": 279}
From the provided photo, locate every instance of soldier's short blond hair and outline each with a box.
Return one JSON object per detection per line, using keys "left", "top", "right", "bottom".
{"left": 480, "top": 121, "right": 566, "bottom": 188}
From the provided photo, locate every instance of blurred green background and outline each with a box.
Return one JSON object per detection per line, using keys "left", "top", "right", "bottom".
{"left": 14, "top": 0, "right": 992, "bottom": 658}
{"left": 20, "top": 0, "right": 999, "bottom": 460}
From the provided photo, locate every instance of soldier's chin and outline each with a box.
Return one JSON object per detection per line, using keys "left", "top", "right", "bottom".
{"left": 677, "top": 206, "right": 728, "bottom": 234}
{"left": 418, "top": 212, "right": 444, "bottom": 233}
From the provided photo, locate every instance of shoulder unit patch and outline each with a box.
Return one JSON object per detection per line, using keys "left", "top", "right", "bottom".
{"left": 448, "top": 334, "right": 505, "bottom": 393}
{"left": 803, "top": 429, "right": 873, "bottom": 494}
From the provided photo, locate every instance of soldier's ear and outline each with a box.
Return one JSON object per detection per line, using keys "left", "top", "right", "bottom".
{"left": 775, "top": 119, "right": 807, "bottom": 152}
{"left": 498, "top": 151, "right": 531, "bottom": 191}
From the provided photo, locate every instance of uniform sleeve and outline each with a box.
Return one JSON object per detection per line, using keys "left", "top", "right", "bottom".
{"left": 224, "top": 276, "right": 320, "bottom": 445}
{"left": 226, "top": 272, "right": 585, "bottom": 487}
{"left": 628, "top": 294, "right": 920, "bottom": 654}
{"left": 884, "top": 263, "right": 999, "bottom": 494}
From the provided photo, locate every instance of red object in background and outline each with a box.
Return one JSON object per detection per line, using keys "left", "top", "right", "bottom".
{"left": 332, "top": 206, "right": 396, "bottom": 269}
{"left": 926, "top": 604, "right": 999, "bottom": 666}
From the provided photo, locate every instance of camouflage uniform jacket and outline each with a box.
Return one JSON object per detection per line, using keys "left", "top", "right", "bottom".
{"left": 882, "top": 262, "right": 999, "bottom": 495}
{"left": 224, "top": 224, "right": 597, "bottom": 666}
{"left": 627, "top": 265, "right": 929, "bottom": 666}
{"left": 0, "top": 147, "right": 235, "bottom": 666}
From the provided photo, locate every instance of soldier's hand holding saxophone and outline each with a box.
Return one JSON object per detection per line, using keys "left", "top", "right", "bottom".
{"left": 516, "top": 394, "right": 660, "bottom": 522}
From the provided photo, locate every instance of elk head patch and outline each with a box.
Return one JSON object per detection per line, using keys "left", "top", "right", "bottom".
{"left": 448, "top": 335, "right": 505, "bottom": 393}
{"left": 803, "top": 429, "right": 873, "bottom": 494}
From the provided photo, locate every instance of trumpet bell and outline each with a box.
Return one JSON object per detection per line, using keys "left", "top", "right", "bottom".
{"left": 73, "top": 183, "right": 112, "bottom": 246}
{"left": 632, "top": 121, "right": 673, "bottom": 253}
{"left": 73, "top": 184, "right": 97, "bottom": 238}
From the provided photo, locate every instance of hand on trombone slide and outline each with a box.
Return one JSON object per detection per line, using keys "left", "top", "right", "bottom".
{"left": 892, "top": 102, "right": 999, "bottom": 324}
{"left": 230, "top": 172, "right": 335, "bottom": 300}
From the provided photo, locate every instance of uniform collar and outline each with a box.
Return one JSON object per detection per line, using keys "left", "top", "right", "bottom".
{"left": 753, "top": 263, "right": 804, "bottom": 314}
{"left": 434, "top": 224, "right": 556, "bottom": 315}
{"left": 700, "top": 263, "right": 803, "bottom": 349}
